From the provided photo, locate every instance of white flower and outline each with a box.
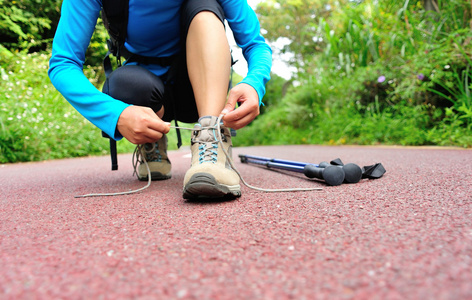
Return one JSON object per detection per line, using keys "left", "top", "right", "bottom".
{"left": 1, "top": 68, "right": 8, "bottom": 81}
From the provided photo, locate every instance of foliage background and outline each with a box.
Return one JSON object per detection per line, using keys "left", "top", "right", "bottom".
{"left": 1, "top": 0, "right": 471, "bottom": 163}
{"left": 238, "top": 0, "right": 472, "bottom": 147}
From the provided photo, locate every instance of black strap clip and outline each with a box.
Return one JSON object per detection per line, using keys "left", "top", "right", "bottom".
{"left": 101, "top": 131, "right": 118, "bottom": 171}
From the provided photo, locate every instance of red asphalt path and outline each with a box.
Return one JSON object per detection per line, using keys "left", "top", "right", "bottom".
{"left": 1, "top": 145, "right": 472, "bottom": 299}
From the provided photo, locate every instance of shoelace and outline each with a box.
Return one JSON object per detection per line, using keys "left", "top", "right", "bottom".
{"left": 143, "top": 143, "right": 162, "bottom": 162}
{"left": 75, "top": 114, "right": 322, "bottom": 198}
{"left": 193, "top": 124, "right": 220, "bottom": 164}
{"left": 75, "top": 148, "right": 153, "bottom": 198}
{"left": 132, "top": 143, "right": 162, "bottom": 177}
{"left": 198, "top": 143, "right": 218, "bottom": 164}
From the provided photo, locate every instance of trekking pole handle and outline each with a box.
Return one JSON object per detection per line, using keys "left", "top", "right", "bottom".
{"left": 303, "top": 164, "right": 345, "bottom": 186}
{"left": 319, "top": 162, "right": 363, "bottom": 184}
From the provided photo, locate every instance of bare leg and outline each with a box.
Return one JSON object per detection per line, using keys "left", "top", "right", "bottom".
{"left": 186, "top": 11, "right": 231, "bottom": 117}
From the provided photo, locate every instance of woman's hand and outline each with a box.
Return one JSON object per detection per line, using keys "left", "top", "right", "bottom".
{"left": 117, "top": 106, "right": 170, "bottom": 144}
{"left": 222, "top": 83, "right": 260, "bottom": 129}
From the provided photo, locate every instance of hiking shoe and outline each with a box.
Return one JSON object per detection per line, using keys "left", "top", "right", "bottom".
{"left": 133, "top": 134, "right": 171, "bottom": 181}
{"left": 183, "top": 116, "right": 241, "bottom": 199}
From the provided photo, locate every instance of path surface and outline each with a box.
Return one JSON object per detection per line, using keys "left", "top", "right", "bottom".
{"left": 1, "top": 145, "right": 471, "bottom": 299}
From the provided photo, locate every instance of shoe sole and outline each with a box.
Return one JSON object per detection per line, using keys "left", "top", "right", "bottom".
{"left": 138, "top": 172, "right": 171, "bottom": 181}
{"left": 183, "top": 173, "right": 241, "bottom": 200}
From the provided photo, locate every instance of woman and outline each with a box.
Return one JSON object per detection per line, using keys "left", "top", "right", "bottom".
{"left": 49, "top": 0, "right": 272, "bottom": 199}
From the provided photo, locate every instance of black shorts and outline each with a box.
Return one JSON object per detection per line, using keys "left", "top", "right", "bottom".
{"left": 102, "top": 0, "right": 226, "bottom": 123}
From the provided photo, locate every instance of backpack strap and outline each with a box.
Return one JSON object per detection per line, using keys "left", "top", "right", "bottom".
{"left": 101, "top": 131, "right": 118, "bottom": 170}
{"left": 101, "top": 0, "right": 129, "bottom": 171}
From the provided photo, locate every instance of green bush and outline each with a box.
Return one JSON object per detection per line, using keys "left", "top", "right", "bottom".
{"left": 85, "top": 18, "right": 110, "bottom": 68}
{"left": 0, "top": 52, "right": 107, "bottom": 163}
{"left": 0, "top": 51, "right": 196, "bottom": 163}
{"left": 0, "top": 0, "right": 62, "bottom": 52}
{"left": 238, "top": 0, "right": 472, "bottom": 148}
{"left": 236, "top": 62, "right": 471, "bottom": 148}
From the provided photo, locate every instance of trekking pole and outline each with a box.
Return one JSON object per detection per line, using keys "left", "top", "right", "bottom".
{"left": 239, "top": 154, "right": 363, "bottom": 184}
{"left": 239, "top": 154, "right": 345, "bottom": 186}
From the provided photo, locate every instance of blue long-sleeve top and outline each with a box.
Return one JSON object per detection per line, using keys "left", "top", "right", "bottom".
{"left": 48, "top": 0, "right": 272, "bottom": 140}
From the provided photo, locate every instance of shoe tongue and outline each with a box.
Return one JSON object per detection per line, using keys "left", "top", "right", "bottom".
{"left": 198, "top": 116, "right": 219, "bottom": 127}
{"left": 196, "top": 116, "right": 219, "bottom": 142}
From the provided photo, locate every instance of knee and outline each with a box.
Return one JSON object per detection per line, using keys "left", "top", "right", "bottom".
{"left": 103, "top": 66, "right": 165, "bottom": 111}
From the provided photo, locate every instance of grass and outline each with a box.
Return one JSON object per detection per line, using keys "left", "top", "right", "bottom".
{"left": 0, "top": 52, "right": 193, "bottom": 164}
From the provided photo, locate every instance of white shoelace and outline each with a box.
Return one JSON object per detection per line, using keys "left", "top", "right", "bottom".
{"left": 75, "top": 114, "right": 322, "bottom": 198}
